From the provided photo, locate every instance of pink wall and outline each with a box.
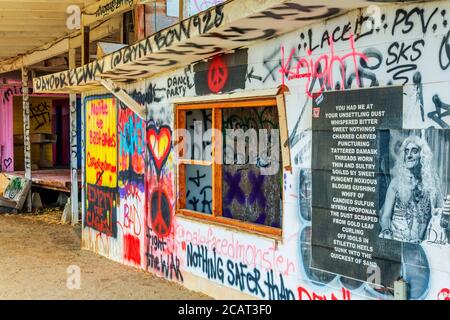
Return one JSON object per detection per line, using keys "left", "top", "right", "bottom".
{"left": 0, "top": 84, "right": 68, "bottom": 172}
{"left": 0, "top": 87, "right": 14, "bottom": 172}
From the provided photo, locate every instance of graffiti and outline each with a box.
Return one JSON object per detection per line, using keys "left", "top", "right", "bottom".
{"left": 439, "top": 30, "right": 450, "bottom": 70}
{"left": 86, "top": 97, "right": 117, "bottom": 188}
{"left": 124, "top": 234, "right": 141, "bottom": 265}
{"left": 186, "top": 243, "right": 295, "bottom": 299}
{"left": 2, "top": 86, "right": 33, "bottom": 104}
{"left": 85, "top": 96, "right": 118, "bottom": 237}
{"left": 95, "top": 0, "right": 133, "bottom": 18}
{"left": 150, "top": 189, "right": 172, "bottom": 238}
{"left": 250, "top": 3, "right": 339, "bottom": 23}
{"left": 3, "top": 177, "right": 23, "bottom": 199}
{"left": 438, "top": 288, "right": 450, "bottom": 300}
{"left": 70, "top": 97, "right": 78, "bottom": 223}
{"left": 85, "top": 184, "right": 117, "bottom": 238}
{"left": 187, "top": 243, "right": 225, "bottom": 283}
{"left": 385, "top": 40, "right": 424, "bottom": 85}
{"left": 428, "top": 95, "right": 450, "bottom": 128}
{"left": 146, "top": 228, "right": 183, "bottom": 281}
{"left": 155, "top": 7, "right": 224, "bottom": 50}
{"left": 279, "top": 35, "right": 368, "bottom": 98}
{"left": 123, "top": 203, "right": 142, "bottom": 236}
{"left": 73, "top": 1, "right": 450, "bottom": 301}
{"left": 3, "top": 158, "right": 12, "bottom": 170}
{"left": 246, "top": 67, "right": 263, "bottom": 83}
{"left": 118, "top": 106, "right": 145, "bottom": 174}
{"left": 29, "top": 101, "right": 51, "bottom": 130}
{"left": 263, "top": 270, "right": 295, "bottom": 300}
{"left": 297, "top": 286, "right": 351, "bottom": 300}
{"left": 193, "top": 0, "right": 224, "bottom": 13}
{"left": 186, "top": 168, "right": 212, "bottom": 213}
{"left": 22, "top": 70, "right": 32, "bottom": 177}
{"left": 224, "top": 171, "right": 245, "bottom": 205}
{"left": 147, "top": 124, "right": 172, "bottom": 177}
{"left": 207, "top": 56, "right": 228, "bottom": 93}
{"left": 176, "top": 223, "right": 296, "bottom": 275}
{"left": 391, "top": 7, "right": 439, "bottom": 36}
{"left": 35, "top": 60, "right": 105, "bottom": 91}
{"left": 130, "top": 83, "right": 165, "bottom": 105}
{"left": 194, "top": 49, "right": 248, "bottom": 95}
{"left": 248, "top": 171, "right": 266, "bottom": 208}
{"left": 166, "top": 74, "right": 193, "bottom": 99}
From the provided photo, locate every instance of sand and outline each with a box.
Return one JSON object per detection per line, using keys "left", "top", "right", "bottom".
{"left": 0, "top": 212, "right": 211, "bottom": 300}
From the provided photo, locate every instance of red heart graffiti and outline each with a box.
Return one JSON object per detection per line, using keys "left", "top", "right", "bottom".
{"left": 147, "top": 125, "right": 172, "bottom": 176}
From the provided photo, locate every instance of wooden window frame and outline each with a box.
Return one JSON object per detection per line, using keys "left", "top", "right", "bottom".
{"left": 175, "top": 97, "right": 287, "bottom": 239}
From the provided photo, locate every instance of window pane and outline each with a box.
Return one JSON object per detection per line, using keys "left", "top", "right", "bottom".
{"left": 186, "top": 109, "right": 212, "bottom": 161}
{"left": 222, "top": 106, "right": 282, "bottom": 228}
{"left": 185, "top": 164, "right": 213, "bottom": 214}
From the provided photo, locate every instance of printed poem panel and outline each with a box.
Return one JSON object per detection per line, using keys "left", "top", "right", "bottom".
{"left": 311, "top": 87, "right": 403, "bottom": 288}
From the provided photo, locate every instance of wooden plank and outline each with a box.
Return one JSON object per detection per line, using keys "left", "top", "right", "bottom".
{"left": 0, "top": 19, "right": 66, "bottom": 26}
{"left": 212, "top": 108, "right": 222, "bottom": 217}
{"left": 0, "top": 31, "right": 68, "bottom": 38}
{"left": 178, "top": 98, "right": 277, "bottom": 110}
{"left": 0, "top": 2, "right": 78, "bottom": 11}
{"left": 176, "top": 110, "right": 186, "bottom": 210}
{"left": 82, "top": 25, "right": 90, "bottom": 65}
{"left": 276, "top": 91, "right": 291, "bottom": 172}
{"left": 23, "top": 38, "right": 70, "bottom": 69}
{"left": 178, "top": 209, "right": 282, "bottom": 238}
{"left": 178, "top": 159, "right": 211, "bottom": 166}
{"left": 83, "top": 0, "right": 138, "bottom": 26}
{"left": 21, "top": 66, "right": 32, "bottom": 212}
{"left": 0, "top": 25, "right": 69, "bottom": 32}
{"left": 69, "top": 47, "right": 79, "bottom": 225}
{"left": 0, "top": 11, "right": 69, "bottom": 19}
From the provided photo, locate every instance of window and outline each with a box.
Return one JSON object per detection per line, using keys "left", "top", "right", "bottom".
{"left": 175, "top": 97, "right": 286, "bottom": 237}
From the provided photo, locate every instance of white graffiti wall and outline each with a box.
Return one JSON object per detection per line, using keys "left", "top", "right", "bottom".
{"left": 81, "top": 0, "right": 450, "bottom": 300}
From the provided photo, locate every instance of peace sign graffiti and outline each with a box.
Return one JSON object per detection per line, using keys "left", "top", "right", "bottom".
{"left": 207, "top": 56, "right": 228, "bottom": 93}
{"left": 150, "top": 189, "right": 172, "bottom": 237}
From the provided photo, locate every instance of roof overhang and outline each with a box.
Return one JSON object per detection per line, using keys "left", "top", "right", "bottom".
{"left": 33, "top": 0, "right": 402, "bottom": 94}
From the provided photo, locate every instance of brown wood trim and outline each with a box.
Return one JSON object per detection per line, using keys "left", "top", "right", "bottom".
{"left": 175, "top": 96, "right": 284, "bottom": 240}
{"left": 212, "top": 108, "right": 222, "bottom": 217}
{"left": 178, "top": 159, "right": 212, "bottom": 166}
{"left": 176, "top": 110, "right": 187, "bottom": 210}
{"left": 178, "top": 209, "right": 282, "bottom": 238}
{"left": 276, "top": 93, "right": 291, "bottom": 172}
{"left": 177, "top": 164, "right": 186, "bottom": 210}
{"left": 177, "top": 98, "right": 277, "bottom": 110}
{"left": 175, "top": 110, "right": 187, "bottom": 159}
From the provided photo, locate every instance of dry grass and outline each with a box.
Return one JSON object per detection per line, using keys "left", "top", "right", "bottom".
{"left": 14, "top": 207, "right": 65, "bottom": 225}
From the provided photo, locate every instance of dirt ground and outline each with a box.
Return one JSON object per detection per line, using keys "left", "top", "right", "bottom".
{"left": 0, "top": 211, "right": 211, "bottom": 300}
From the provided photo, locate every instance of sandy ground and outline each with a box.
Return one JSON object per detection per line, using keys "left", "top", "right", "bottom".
{"left": 0, "top": 211, "right": 211, "bottom": 300}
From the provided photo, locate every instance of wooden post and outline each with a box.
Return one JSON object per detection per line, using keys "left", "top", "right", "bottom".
{"left": 134, "top": 4, "right": 146, "bottom": 41}
{"left": 69, "top": 48, "right": 79, "bottom": 225}
{"left": 122, "top": 11, "right": 131, "bottom": 45}
{"left": 81, "top": 24, "right": 90, "bottom": 65}
{"left": 179, "top": 0, "right": 184, "bottom": 20}
{"left": 21, "top": 66, "right": 32, "bottom": 212}
{"left": 81, "top": 92, "right": 86, "bottom": 229}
